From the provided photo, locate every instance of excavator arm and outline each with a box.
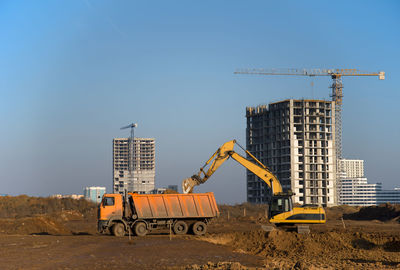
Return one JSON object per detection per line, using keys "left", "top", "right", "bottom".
{"left": 182, "top": 139, "right": 326, "bottom": 227}
{"left": 182, "top": 140, "right": 282, "bottom": 194}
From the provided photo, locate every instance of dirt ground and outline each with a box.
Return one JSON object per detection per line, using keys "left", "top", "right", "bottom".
{"left": 0, "top": 234, "right": 265, "bottom": 270}
{"left": 0, "top": 198, "right": 399, "bottom": 269}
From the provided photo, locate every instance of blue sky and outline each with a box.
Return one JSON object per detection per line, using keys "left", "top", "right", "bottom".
{"left": 0, "top": 1, "right": 399, "bottom": 203}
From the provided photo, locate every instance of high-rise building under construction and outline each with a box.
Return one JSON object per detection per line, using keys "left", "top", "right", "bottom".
{"left": 246, "top": 99, "right": 337, "bottom": 206}
{"left": 113, "top": 138, "right": 155, "bottom": 194}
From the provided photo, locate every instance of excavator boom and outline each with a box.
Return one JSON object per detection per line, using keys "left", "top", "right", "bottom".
{"left": 182, "top": 139, "right": 326, "bottom": 227}
{"left": 182, "top": 140, "right": 282, "bottom": 194}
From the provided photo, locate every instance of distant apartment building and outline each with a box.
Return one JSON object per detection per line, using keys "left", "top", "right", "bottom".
{"left": 84, "top": 186, "right": 106, "bottom": 203}
{"left": 340, "top": 159, "right": 364, "bottom": 178}
{"left": 52, "top": 194, "right": 84, "bottom": 200}
{"left": 338, "top": 158, "right": 365, "bottom": 205}
{"left": 113, "top": 138, "right": 155, "bottom": 194}
{"left": 246, "top": 99, "right": 337, "bottom": 206}
{"left": 339, "top": 178, "right": 381, "bottom": 206}
{"left": 339, "top": 159, "right": 400, "bottom": 205}
{"left": 340, "top": 178, "right": 400, "bottom": 206}
{"left": 376, "top": 188, "right": 400, "bottom": 205}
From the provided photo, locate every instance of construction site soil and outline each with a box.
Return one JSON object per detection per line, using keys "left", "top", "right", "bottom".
{"left": 0, "top": 197, "right": 399, "bottom": 269}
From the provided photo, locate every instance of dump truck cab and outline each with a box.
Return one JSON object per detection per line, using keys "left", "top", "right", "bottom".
{"left": 98, "top": 194, "right": 124, "bottom": 233}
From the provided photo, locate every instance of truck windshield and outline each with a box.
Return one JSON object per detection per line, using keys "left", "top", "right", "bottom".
{"left": 103, "top": 197, "right": 115, "bottom": 206}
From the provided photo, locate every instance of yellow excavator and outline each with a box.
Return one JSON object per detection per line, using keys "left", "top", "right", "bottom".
{"left": 182, "top": 140, "right": 326, "bottom": 232}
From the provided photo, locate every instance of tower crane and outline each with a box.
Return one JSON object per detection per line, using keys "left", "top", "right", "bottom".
{"left": 234, "top": 68, "right": 385, "bottom": 169}
{"left": 121, "top": 123, "right": 138, "bottom": 174}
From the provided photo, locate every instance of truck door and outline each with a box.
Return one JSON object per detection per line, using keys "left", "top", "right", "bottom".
{"left": 99, "top": 194, "right": 123, "bottom": 221}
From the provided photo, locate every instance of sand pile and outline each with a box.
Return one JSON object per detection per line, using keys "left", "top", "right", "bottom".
{"left": 0, "top": 215, "right": 70, "bottom": 235}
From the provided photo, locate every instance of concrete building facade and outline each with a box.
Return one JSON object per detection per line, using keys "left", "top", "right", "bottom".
{"left": 246, "top": 99, "right": 337, "bottom": 206}
{"left": 113, "top": 138, "right": 155, "bottom": 194}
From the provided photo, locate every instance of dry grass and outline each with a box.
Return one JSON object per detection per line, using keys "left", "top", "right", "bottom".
{"left": 0, "top": 195, "right": 96, "bottom": 219}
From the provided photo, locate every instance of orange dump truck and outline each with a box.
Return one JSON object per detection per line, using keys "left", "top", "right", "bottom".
{"left": 98, "top": 192, "right": 219, "bottom": 237}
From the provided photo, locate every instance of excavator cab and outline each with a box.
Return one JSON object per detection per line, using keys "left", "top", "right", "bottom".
{"left": 268, "top": 194, "right": 293, "bottom": 219}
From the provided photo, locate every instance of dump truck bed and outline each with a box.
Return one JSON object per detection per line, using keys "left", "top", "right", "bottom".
{"left": 129, "top": 192, "right": 219, "bottom": 219}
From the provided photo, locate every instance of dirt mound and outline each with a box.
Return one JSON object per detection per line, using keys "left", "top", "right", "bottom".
{"left": 57, "top": 210, "right": 84, "bottom": 221}
{"left": 202, "top": 230, "right": 400, "bottom": 269}
{"left": 219, "top": 203, "right": 266, "bottom": 217}
{"left": 0, "top": 195, "right": 97, "bottom": 235}
{"left": 325, "top": 205, "right": 359, "bottom": 220}
{"left": 178, "top": 262, "right": 260, "bottom": 270}
{"left": 343, "top": 203, "right": 400, "bottom": 222}
{"left": 164, "top": 189, "right": 180, "bottom": 194}
{"left": 223, "top": 230, "right": 353, "bottom": 257}
{"left": 0, "top": 215, "right": 70, "bottom": 235}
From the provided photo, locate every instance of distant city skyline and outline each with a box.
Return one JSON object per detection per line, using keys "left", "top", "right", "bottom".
{"left": 0, "top": 1, "right": 399, "bottom": 204}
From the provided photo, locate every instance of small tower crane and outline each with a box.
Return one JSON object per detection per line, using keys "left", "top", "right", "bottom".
{"left": 120, "top": 123, "right": 138, "bottom": 174}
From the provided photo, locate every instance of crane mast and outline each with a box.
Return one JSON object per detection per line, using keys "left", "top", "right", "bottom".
{"left": 120, "top": 123, "right": 138, "bottom": 175}
{"left": 234, "top": 68, "right": 385, "bottom": 172}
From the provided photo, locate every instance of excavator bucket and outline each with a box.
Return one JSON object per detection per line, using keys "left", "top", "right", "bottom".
{"left": 182, "top": 177, "right": 198, "bottom": 194}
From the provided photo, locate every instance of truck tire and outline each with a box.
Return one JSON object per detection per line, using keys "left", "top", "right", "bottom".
{"left": 192, "top": 221, "right": 207, "bottom": 236}
{"left": 134, "top": 222, "right": 148, "bottom": 237}
{"left": 173, "top": 221, "right": 188, "bottom": 235}
{"left": 112, "top": 223, "right": 125, "bottom": 237}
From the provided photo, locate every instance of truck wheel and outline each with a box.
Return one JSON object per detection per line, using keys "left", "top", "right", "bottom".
{"left": 173, "top": 221, "right": 188, "bottom": 235}
{"left": 192, "top": 221, "right": 207, "bottom": 236}
{"left": 112, "top": 223, "right": 125, "bottom": 237}
{"left": 134, "top": 222, "right": 148, "bottom": 237}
